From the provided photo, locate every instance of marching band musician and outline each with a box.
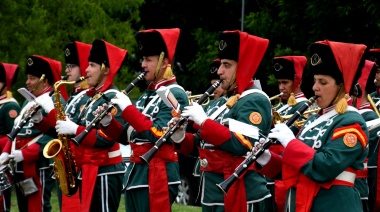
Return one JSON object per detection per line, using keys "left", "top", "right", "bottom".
{"left": 0, "top": 55, "right": 67, "bottom": 212}
{"left": 255, "top": 40, "right": 369, "bottom": 212}
{"left": 368, "top": 48, "right": 380, "bottom": 112}
{"left": 50, "top": 39, "right": 127, "bottom": 212}
{"left": 272, "top": 56, "right": 308, "bottom": 134}
{"left": 351, "top": 59, "right": 378, "bottom": 212}
{"left": 33, "top": 41, "right": 92, "bottom": 211}
{"left": 170, "top": 30, "right": 272, "bottom": 212}
{"left": 0, "top": 62, "right": 20, "bottom": 212}
{"left": 98, "top": 28, "right": 189, "bottom": 212}
{"left": 267, "top": 56, "right": 308, "bottom": 212}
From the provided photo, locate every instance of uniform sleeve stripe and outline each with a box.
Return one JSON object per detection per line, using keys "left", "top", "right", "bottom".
{"left": 233, "top": 132, "right": 253, "bottom": 150}
{"left": 332, "top": 123, "right": 368, "bottom": 149}
{"left": 151, "top": 127, "right": 166, "bottom": 138}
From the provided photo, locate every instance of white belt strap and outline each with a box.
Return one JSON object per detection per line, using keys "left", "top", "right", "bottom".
{"left": 108, "top": 149, "right": 121, "bottom": 158}
{"left": 335, "top": 170, "right": 356, "bottom": 184}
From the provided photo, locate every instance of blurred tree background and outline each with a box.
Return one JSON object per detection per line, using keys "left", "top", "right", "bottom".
{"left": 1, "top": 0, "right": 380, "bottom": 102}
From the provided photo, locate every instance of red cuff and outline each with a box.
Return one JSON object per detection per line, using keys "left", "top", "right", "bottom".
{"left": 75, "top": 126, "right": 97, "bottom": 147}
{"left": 3, "top": 140, "right": 11, "bottom": 154}
{"left": 46, "top": 109, "right": 58, "bottom": 127}
{"left": 22, "top": 143, "right": 40, "bottom": 162}
{"left": 257, "top": 151, "right": 283, "bottom": 178}
{"left": 200, "top": 119, "right": 230, "bottom": 146}
{"left": 0, "top": 137, "right": 9, "bottom": 151}
{"left": 122, "top": 105, "right": 152, "bottom": 132}
{"left": 99, "top": 118, "right": 124, "bottom": 141}
{"left": 176, "top": 133, "right": 195, "bottom": 155}
{"left": 34, "top": 117, "right": 53, "bottom": 133}
{"left": 282, "top": 139, "right": 315, "bottom": 170}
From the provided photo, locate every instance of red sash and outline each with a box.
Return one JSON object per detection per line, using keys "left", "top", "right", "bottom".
{"left": 130, "top": 143, "right": 177, "bottom": 212}
{"left": 283, "top": 164, "right": 355, "bottom": 212}
{"left": 78, "top": 148, "right": 122, "bottom": 212}
{"left": 198, "top": 149, "right": 252, "bottom": 212}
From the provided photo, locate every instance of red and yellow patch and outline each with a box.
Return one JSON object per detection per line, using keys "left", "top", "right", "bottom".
{"left": 8, "top": 110, "right": 18, "bottom": 118}
{"left": 249, "top": 112, "right": 262, "bottom": 125}
{"left": 343, "top": 133, "right": 357, "bottom": 147}
{"left": 332, "top": 123, "right": 368, "bottom": 149}
{"left": 110, "top": 107, "right": 118, "bottom": 116}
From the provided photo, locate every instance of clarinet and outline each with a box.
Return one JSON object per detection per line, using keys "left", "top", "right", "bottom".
{"left": 72, "top": 71, "right": 146, "bottom": 145}
{"left": 6, "top": 76, "right": 72, "bottom": 141}
{"left": 216, "top": 96, "right": 317, "bottom": 194}
{"left": 139, "top": 80, "right": 222, "bottom": 164}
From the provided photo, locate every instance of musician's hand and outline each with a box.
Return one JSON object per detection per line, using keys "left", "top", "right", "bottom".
{"left": 0, "top": 153, "right": 9, "bottom": 164}
{"left": 268, "top": 123, "right": 295, "bottom": 147}
{"left": 100, "top": 113, "right": 112, "bottom": 127}
{"left": 254, "top": 140, "right": 271, "bottom": 166}
{"left": 111, "top": 93, "right": 132, "bottom": 111}
{"left": 31, "top": 110, "right": 43, "bottom": 123}
{"left": 181, "top": 102, "right": 208, "bottom": 126}
{"left": 9, "top": 150, "right": 24, "bottom": 163}
{"left": 56, "top": 117, "right": 79, "bottom": 135}
{"left": 168, "top": 118, "right": 186, "bottom": 143}
{"left": 35, "top": 94, "right": 54, "bottom": 113}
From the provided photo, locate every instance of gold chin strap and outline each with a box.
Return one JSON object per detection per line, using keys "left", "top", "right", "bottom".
{"left": 6, "top": 91, "right": 12, "bottom": 99}
{"left": 154, "top": 52, "right": 165, "bottom": 78}
{"left": 80, "top": 78, "right": 89, "bottom": 89}
{"left": 31, "top": 74, "right": 46, "bottom": 92}
{"left": 95, "top": 64, "right": 106, "bottom": 87}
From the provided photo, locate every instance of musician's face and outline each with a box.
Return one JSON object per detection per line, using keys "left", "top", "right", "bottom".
{"left": 25, "top": 74, "right": 49, "bottom": 96}
{"left": 277, "top": 79, "right": 293, "bottom": 101}
{"left": 218, "top": 59, "right": 237, "bottom": 91}
{"left": 85, "top": 62, "right": 108, "bottom": 88}
{"left": 141, "top": 55, "right": 168, "bottom": 83}
{"left": 65, "top": 64, "right": 81, "bottom": 82}
{"left": 375, "top": 68, "right": 380, "bottom": 87}
{"left": 210, "top": 79, "right": 225, "bottom": 100}
{"left": 313, "top": 74, "right": 342, "bottom": 109}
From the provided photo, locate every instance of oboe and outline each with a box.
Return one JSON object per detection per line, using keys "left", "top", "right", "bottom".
{"left": 6, "top": 76, "right": 77, "bottom": 141}
{"left": 72, "top": 71, "right": 146, "bottom": 145}
{"left": 216, "top": 96, "right": 317, "bottom": 194}
{"left": 139, "top": 80, "right": 221, "bottom": 164}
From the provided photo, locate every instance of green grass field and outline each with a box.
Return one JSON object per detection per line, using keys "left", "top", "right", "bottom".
{"left": 8, "top": 187, "right": 201, "bottom": 212}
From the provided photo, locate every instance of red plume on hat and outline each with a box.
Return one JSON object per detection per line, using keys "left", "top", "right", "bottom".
{"left": 140, "top": 28, "right": 180, "bottom": 63}
{"left": 1, "top": 63, "right": 18, "bottom": 90}
{"left": 101, "top": 40, "right": 128, "bottom": 93}
{"left": 33, "top": 55, "right": 68, "bottom": 100}
{"left": 274, "top": 56, "right": 306, "bottom": 92}
{"left": 315, "top": 40, "right": 366, "bottom": 95}
{"left": 74, "top": 41, "right": 92, "bottom": 76}
{"left": 356, "top": 60, "right": 376, "bottom": 108}
{"left": 224, "top": 30, "right": 269, "bottom": 94}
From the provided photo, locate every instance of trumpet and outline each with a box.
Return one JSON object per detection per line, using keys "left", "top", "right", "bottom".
{"left": 187, "top": 92, "right": 214, "bottom": 106}
{"left": 270, "top": 92, "right": 283, "bottom": 109}
{"left": 272, "top": 107, "right": 320, "bottom": 127}
{"left": 216, "top": 96, "right": 318, "bottom": 194}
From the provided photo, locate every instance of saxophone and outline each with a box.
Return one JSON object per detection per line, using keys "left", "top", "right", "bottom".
{"left": 43, "top": 76, "right": 87, "bottom": 196}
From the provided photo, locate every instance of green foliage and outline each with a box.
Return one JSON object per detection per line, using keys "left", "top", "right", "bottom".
{"left": 0, "top": 0, "right": 143, "bottom": 102}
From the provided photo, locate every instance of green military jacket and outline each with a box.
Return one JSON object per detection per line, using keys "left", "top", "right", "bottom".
{"left": 122, "top": 81, "right": 188, "bottom": 189}
{"left": 64, "top": 89, "right": 89, "bottom": 123}
{"left": 0, "top": 97, "right": 20, "bottom": 137}
{"left": 76, "top": 86, "right": 126, "bottom": 176}
{"left": 283, "top": 106, "right": 368, "bottom": 212}
{"left": 193, "top": 85, "right": 272, "bottom": 205}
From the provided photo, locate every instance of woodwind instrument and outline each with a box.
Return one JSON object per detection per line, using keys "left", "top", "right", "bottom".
{"left": 71, "top": 71, "right": 146, "bottom": 145}
{"left": 216, "top": 96, "right": 317, "bottom": 194}
{"left": 42, "top": 76, "right": 87, "bottom": 196}
{"left": 139, "top": 80, "right": 222, "bottom": 164}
